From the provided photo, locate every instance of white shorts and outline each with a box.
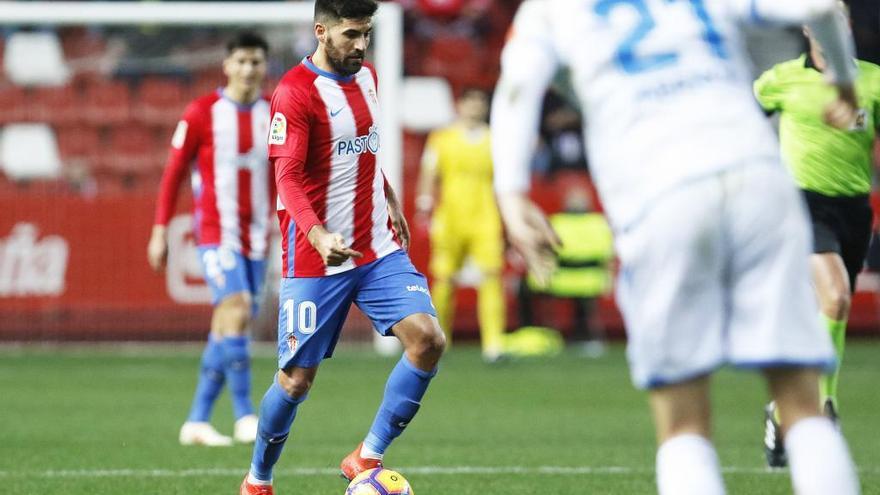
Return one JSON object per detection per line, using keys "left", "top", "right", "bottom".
{"left": 615, "top": 163, "right": 835, "bottom": 389}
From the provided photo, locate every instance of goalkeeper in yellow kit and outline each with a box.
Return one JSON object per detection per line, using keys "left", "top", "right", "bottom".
{"left": 416, "top": 88, "right": 506, "bottom": 362}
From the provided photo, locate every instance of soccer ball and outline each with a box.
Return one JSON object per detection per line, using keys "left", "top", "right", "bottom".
{"left": 345, "top": 468, "right": 414, "bottom": 495}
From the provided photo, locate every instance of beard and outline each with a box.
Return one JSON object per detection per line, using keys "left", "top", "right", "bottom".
{"left": 324, "top": 37, "right": 364, "bottom": 77}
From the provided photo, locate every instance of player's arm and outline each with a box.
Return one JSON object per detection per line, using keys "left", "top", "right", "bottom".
{"left": 415, "top": 134, "right": 439, "bottom": 218}
{"left": 383, "top": 175, "right": 410, "bottom": 251}
{"left": 491, "top": 0, "right": 562, "bottom": 286}
{"left": 148, "top": 105, "right": 201, "bottom": 272}
{"left": 270, "top": 87, "right": 362, "bottom": 267}
{"left": 753, "top": 68, "right": 782, "bottom": 116}
{"left": 737, "top": 0, "right": 858, "bottom": 127}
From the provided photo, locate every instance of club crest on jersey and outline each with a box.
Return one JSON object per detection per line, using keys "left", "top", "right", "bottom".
{"left": 851, "top": 108, "right": 868, "bottom": 131}
{"left": 336, "top": 124, "right": 380, "bottom": 156}
{"left": 269, "top": 112, "right": 286, "bottom": 145}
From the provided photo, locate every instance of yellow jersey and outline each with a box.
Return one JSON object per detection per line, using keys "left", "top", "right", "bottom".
{"left": 425, "top": 123, "right": 500, "bottom": 224}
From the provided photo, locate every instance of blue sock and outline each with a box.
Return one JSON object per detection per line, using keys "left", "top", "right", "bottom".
{"left": 187, "top": 336, "right": 226, "bottom": 422}
{"left": 222, "top": 336, "right": 254, "bottom": 419}
{"left": 364, "top": 356, "right": 437, "bottom": 455}
{"left": 250, "top": 379, "right": 307, "bottom": 482}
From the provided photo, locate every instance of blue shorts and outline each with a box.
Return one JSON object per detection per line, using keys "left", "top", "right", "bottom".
{"left": 277, "top": 250, "right": 436, "bottom": 369}
{"left": 198, "top": 245, "right": 267, "bottom": 314}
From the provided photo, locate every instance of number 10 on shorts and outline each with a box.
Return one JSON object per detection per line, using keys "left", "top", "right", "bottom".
{"left": 284, "top": 299, "right": 317, "bottom": 335}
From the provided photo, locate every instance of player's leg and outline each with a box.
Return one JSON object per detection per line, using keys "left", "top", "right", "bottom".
{"left": 811, "top": 195, "right": 872, "bottom": 419}
{"left": 471, "top": 219, "right": 506, "bottom": 361}
{"left": 811, "top": 252, "right": 850, "bottom": 416}
{"left": 724, "top": 164, "right": 858, "bottom": 490}
{"left": 614, "top": 177, "right": 727, "bottom": 494}
{"left": 246, "top": 365, "right": 316, "bottom": 488}
{"left": 344, "top": 251, "right": 445, "bottom": 478}
{"left": 650, "top": 377, "right": 724, "bottom": 495}
{"left": 428, "top": 214, "right": 464, "bottom": 346}
{"left": 765, "top": 367, "right": 859, "bottom": 495}
{"left": 245, "top": 273, "right": 356, "bottom": 487}
{"left": 229, "top": 257, "right": 269, "bottom": 443}
{"left": 181, "top": 247, "right": 252, "bottom": 446}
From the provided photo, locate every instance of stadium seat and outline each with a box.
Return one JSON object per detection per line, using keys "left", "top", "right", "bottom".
{"left": 3, "top": 31, "right": 72, "bottom": 86}
{"left": 136, "top": 77, "right": 189, "bottom": 125}
{"left": 83, "top": 79, "right": 132, "bottom": 124}
{"left": 0, "top": 123, "right": 62, "bottom": 180}
{"left": 422, "top": 36, "right": 482, "bottom": 83}
{"left": 0, "top": 84, "right": 28, "bottom": 124}
{"left": 191, "top": 71, "right": 224, "bottom": 100}
{"left": 100, "top": 124, "right": 163, "bottom": 176}
{"left": 400, "top": 77, "right": 454, "bottom": 132}
{"left": 56, "top": 125, "right": 102, "bottom": 170}
{"left": 31, "top": 84, "right": 83, "bottom": 125}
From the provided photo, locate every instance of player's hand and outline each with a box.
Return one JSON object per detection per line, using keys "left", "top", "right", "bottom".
{"left": 496, "top": 192, "right": 561, "bottom": 287}
{"left": 147, "top": 225, "right": 169, "bottom": 272}
{"left": 308, "top": 225, "right": 363, "bottom": 267}
{"left": 387, "top": 202, "right": 411, "bottom": 251}
{"left": 824, "top": 83, "right": 858, "bottom": 130}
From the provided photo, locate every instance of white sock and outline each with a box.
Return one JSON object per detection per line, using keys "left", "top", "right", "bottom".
{"left": 247, "top": 472, "right": 272, "bottom": 486}
{"left": 785, "top": 416, "right": 860, "bottom": 495}
{"left": 360, "top": 444, "right": 384, "bottom": 461}
{"left": 656, "top": 433, "right": 725, "bottom": 495}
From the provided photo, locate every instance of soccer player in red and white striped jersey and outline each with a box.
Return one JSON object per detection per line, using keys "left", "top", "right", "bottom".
{"left": 148, "top": 32, "right": 273, "bottom": 448}
{"left": 241, "top": 2, "right": 445, "bottom": 493}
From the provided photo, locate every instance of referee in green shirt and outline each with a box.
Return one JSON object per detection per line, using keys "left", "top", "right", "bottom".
{"left": 754, "top": 16, "right": 880, "bottom": 468}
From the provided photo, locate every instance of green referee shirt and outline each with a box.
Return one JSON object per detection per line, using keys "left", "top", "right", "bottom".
{"left": 754, "top": 54, "right": 880, "bottom": 197}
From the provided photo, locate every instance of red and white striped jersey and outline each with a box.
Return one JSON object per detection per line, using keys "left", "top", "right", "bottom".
{"left": 154, "top": 90, "right": 274, "bottom": 259}
{"left": 270, "top": 58, "right": 399, "bottom": 278}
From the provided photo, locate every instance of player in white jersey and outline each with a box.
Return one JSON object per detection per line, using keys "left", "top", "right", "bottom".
{"left": 492, "top": 1, "right": 861, "bottom": 493}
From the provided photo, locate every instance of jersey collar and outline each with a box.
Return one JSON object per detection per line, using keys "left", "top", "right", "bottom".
{"left": 303, "top": 57, "right": 356, "bottom": 83}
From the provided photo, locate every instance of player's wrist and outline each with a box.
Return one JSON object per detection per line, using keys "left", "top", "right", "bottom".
{"left": 307, "top": 224, "right": 328, "bottom": 246}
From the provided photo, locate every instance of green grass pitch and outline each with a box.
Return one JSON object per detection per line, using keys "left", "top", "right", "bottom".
{"left": 1, "top": 341, "right": 878, "bottom": 494}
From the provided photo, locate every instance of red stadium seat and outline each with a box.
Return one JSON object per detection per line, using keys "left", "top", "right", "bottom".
{"left": 135, "top": 77, "right": 189, "bottom": 125}
{"left": 422, "top": 36, "right": 483, "bottom": 92}
{"left": 99, "top": 124, "right": 162, "bottom": 176}
{"left": 83, "top": 79, "right": 132, "bottom": 124}
{"left": 0, "top": 83, "right": 28, "bottom": 124}
{"left": 191, "top": 71, "right": 224, "bottom": 100}
{"left": 55, "top": 125, "right": 102, "bottom": 170}
{"left": 31, "top": 85, "right": 83, "bottom": 125}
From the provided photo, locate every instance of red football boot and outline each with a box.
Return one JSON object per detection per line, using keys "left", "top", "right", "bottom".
{"left": 339, "top": 442, "right": 383, "bottom": 481}
{"left": 240, "top": 475, "right": 274, "bottom": 495}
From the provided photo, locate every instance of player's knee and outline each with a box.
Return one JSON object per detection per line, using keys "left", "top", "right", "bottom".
{"left": 821, "top": 288, "right": 851, "bottom": 320}
{"left": 408, "top": 320, "right": 446, "bottom": 361}
{"left": 215, "top": 295, "right": 251, "bottom": 333}
{"left": 277, "top": 370, "right": 313, "bottom": 399}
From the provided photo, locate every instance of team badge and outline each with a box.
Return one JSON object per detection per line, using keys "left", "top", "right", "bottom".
{"left": 851, "top": 108, "right": 868, "bottom": 131}
{"left": 269, "top": 112, "right": 287, "bottom": 145}
{"left": 171, "top": 120, "right": 188, "bottom": 149}
{"left": 286, "top": 332, "right": 298, "bottom": 353}
{"left": 368, "top": 88, "right": 378, "bottom": 105}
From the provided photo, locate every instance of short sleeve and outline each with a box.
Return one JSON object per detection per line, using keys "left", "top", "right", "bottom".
{"left": 754, "top": 67, "right": 783, "bottom": 113}
{"left": 268, "top": 84, "right": 311, "bottom": 162}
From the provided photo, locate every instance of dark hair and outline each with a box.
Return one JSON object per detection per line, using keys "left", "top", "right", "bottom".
{"left": 314, "top": 0, "right": 378, "bottom": 24}
{"left": 226, "top": 31, "right": 269, "bottom": 55}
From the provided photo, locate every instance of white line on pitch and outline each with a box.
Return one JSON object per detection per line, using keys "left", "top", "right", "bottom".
{"left": 0, "top": 466, "right": 830, "bottom": 478}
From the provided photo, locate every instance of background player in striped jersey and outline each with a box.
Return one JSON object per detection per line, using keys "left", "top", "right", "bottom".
{"left": 754, "top": 9, "right": 880, "bottom": 467}
{"left": 492, "top": 0, "right": 861, "bottom": 493}
{"left": 148, "top": 32, "right": 273, "bottom": 447}
{"left": 240, "top": 1, "right": 445, "bottom": 493}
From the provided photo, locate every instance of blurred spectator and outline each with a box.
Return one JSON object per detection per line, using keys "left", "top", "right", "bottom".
{"left": 533, "top": 90, "right": 588, "bottom": 177}
{"left": 517, "top": 187, "right": 614, "bottom": 356}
